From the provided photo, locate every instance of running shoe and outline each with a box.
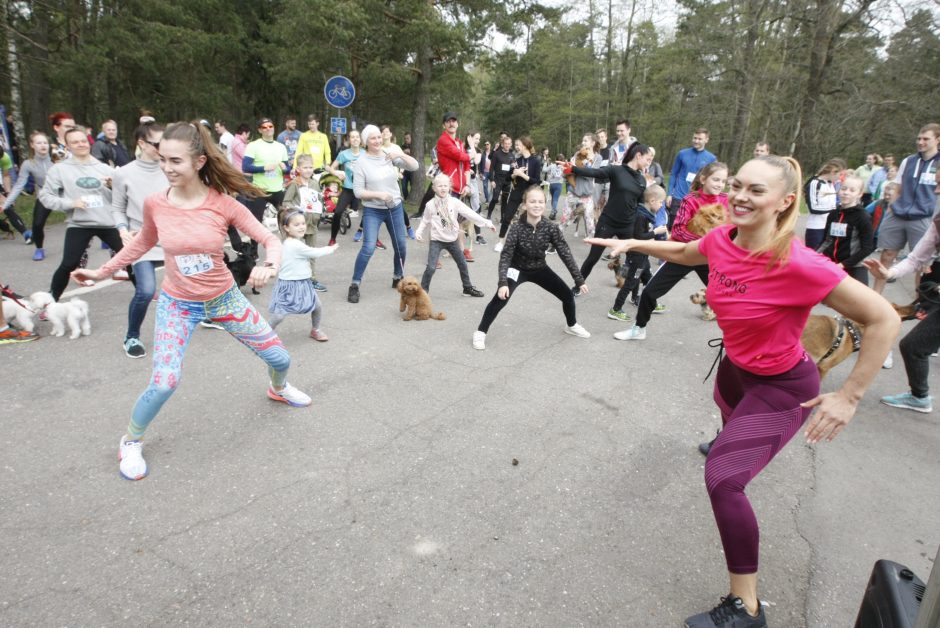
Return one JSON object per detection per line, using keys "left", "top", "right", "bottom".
{"left": 199, "top": 320, "right": 224, "bottom": 330}
{"left": 472, "top": 331, "right": 486, "bottom": 350}
{"left": 347, "top": 283, "right": 360, "bottom": 303}
{"left": 353, "top": 230, "right": 363, "bottom": 243}
{"left": 123, "top": 337, "right": 146, "bottom": 359}
{"left": 309, "top": 329, "right": 329, "bottom": 342}
{"left": 564, "top": 323, "right": 591, "bottom": 338}
{"left": 462, "top": 286, "right": 484, "bottom": 297}
{"left": 407, "top": 227, "right": 416, "bottom": 239}
{"left": 653, "top": 303, "right": 667, "bottom": 314}
{"left": 494, "top": 242, "right": 504, "bottom": 253}
{"left": 607, "top": 308, "right": 631, "bottom": 322}
{"left": 476, "top": 235, "right": 487, "bottom": 245}
{"left": 880, "top": 392, "right": 932, "bottom": 413}
{"left": 699, "top": 429, "right": 720, "bottom": 456}
{"left": 376, "top": 239, "right": 387, "bottom": 250}
{"left": 613, "top": 325, "right": 646, "bottom": 341}
{"left": 267, "top": 383, "right": 312, "bottom": 407}
{"left": 392, "top": 277, "right": 401, "bottom": 289}
{"left": 23, "top": 230, "right": 32, "bottom": 245}
{"left": 570, "top": 286, "right": 580, "bottom": 297}
{"left": 118, "top": 437, "right": 148, "bottom": 481}
{"left": 684, "top": 595, "right": 767, "bottom": 628}
{"left": 0, "top": 327, "right": 39, "bottom": 344}
{"left": 882, "top": 350, "right": 893, "bottom": 369}
{"left": 349, "top": 210, "right": 359, "bottom": 218}
{"left": 311, "top": 280, "right": 328, "bottom": 292}
{"left": 464, "top": 249, "right": 475, "bottom": 262}
{"left": 32, "top": 248, "right": 45, "bottom": 261}
{"left": 328, "top": 239, "right": 336, "bottom": 246}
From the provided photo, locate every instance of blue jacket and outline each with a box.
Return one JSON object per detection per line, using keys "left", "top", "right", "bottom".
{"left": 893, "top": 152, "right": 940, "bottom": 219}
{"left": 668, "top": 147, "right": 716, "bottom": 200}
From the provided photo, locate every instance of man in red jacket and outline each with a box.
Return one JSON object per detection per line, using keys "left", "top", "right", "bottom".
{"left": 436, "top": 112, "right": 475, "bottom": 261}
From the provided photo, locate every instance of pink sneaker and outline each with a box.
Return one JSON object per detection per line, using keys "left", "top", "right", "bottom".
{"left": 309, "top": 329, "right": 329, "bottom": 342}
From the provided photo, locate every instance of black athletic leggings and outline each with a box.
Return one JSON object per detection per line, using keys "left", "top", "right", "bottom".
{"left": 614, "top": 253, "right": 651, "bottom": 311}
{"left": 579, "top": 216, "right": 633, "bottom": 282}
{"left": 477, "top": 266, "right": 577, "bottom": 333}
{"left": 487, "top": 178, "right": 511, "bottom": 220}
{"left": 330, "top": 188, "right": 360, "bottom": 241}
{"left": 31, "top": 199, "right": 53, "bottom": 248}
{"left": 51, "top": 227, "right": 125, "bottom": 300}
{"left": 498, "top": 192, "right": 523, "bottom": 239}
{"left": 1, "top": 206, "right": 28, "bottom": 236}
{"left": 635, "top": 261, "right": 709, "bottom": 327}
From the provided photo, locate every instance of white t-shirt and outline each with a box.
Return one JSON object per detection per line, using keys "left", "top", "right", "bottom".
{"left": 219, "top": 131, "right": 234, "bottom": 162}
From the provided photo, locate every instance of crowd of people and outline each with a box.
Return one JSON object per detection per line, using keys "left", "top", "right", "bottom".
{"left": 2, "top": 105, "right": 939, "bottom": 628}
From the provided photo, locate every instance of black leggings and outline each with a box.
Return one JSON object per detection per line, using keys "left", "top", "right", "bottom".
{"left": 234, "top": 191, "right": 284, "bottom": 257}
{"left": 487, "top": 178, "right": 511, "bottom": 220}
{"left": 635, "top": 261, "right": 709, "bottom": 327}
{"left": 579, "top": 216, "right": 633, "bottom": 282}
{"left": 31, "top": 199, "right": 53, "bottom": 249}
{"left": 2, "top": 206, "right": 28, "bottom": 235}
{"left": 900, "top": 306, "right": 940, "bottom": 398}
{"left": 330, "top": 188, "right": 360, "bottom": 241}
{"left": 51, "top": 227, "right": 125, "bottom": 300}
{"left": 477, "top": 266, "right": 577, "bottom": 333}
{"left": 498, "top": 192, "right": 523, "bottom": 239}
{"left": 614, "top": 253, "right": 651, "bottom": 310}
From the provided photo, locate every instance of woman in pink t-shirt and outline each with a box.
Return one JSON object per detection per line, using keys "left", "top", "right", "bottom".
{"left": 588, "top": 156, "right": 899, "bottom": 628}
{"left": 72, "top": 122, "right": 312, "bottom": 482}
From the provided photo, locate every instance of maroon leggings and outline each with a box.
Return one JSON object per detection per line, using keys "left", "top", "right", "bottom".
{"left": 706, "top": 353, "right": 819, "bottom": 574}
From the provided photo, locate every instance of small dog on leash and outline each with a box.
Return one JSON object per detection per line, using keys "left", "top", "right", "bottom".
{"left": 397, "top": 276, "right": 446, "bottom": 321}
{"left": 2, "top": 295, "right": 37, "bottom": 332}
{"left": 29, "top": 292, "right": 91, "bottom": 339}
{"left": 607, "top": 257, "right": 626, "bottom": 289}
{"left": 224, "top": 247, "right": 259, "bottom": 295}
{"left": 689, "top": 288, "right": 717, "bottom": 321}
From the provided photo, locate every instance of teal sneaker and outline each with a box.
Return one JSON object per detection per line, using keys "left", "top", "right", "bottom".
{"left": 880, "top": 392, "right": 932, "bottom": 413}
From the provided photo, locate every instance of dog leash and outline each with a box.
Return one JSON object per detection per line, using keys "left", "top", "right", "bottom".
{"left": 703, "top": 337, "right": 725, "bottom": 383}
{"left": 1, "top": 284, "right": 31, "bottom": 311}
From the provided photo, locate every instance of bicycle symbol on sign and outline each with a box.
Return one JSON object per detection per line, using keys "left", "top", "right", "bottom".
{"left": 328, "top": 85, "right": 351, "bottom": 101}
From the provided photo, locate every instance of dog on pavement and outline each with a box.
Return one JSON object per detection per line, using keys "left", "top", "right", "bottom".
{"left": 607, "top": 257, "right": 625, "bottom": 289}
{"left": 689, "top": 288, "right": 716, "bottom": 321}
{"left": 397, "top": 276, "right": 446, "bottom": 321}
{"left": 29, "top": 292, "right": 91, "bottom": 339}
{"left": 2, "top": 295, "right": 37, "bottom": 332}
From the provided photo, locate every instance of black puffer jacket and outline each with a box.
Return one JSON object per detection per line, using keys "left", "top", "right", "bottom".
{"left": 498, "top": 217, "right": 584, "bottom": 288}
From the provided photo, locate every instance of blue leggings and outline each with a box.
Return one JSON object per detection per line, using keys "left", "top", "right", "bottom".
{"left": 706, "top": 353, "right": 819, "bottom": 574}
{"left": 127, "top": 284, "right": 290, "bottom": 439}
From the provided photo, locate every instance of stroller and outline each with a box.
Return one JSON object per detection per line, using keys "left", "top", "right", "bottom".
{"left": 314, "top": 170, "right": 352, "bottom": 235}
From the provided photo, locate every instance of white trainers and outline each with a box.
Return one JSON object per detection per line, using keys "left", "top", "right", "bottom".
{"left": 118, "top": 437, "right": 148, "bottom": 481}
{"left": 614, "top": 325, "right": 646, "bottom": 341}
{"left": 564, "top": 323, "right": 591, "bottom": 338}
{"left": 494, "top": 242, "right": 504, "bottom": 253}
{"left": 472, "top": 331, "right": 486, "bottom": 350}
{"left": 267, "top": 383, "right": 312, "bottom": 407}
{"left": 882, "top": 350, "right": 893, "bottom": 369}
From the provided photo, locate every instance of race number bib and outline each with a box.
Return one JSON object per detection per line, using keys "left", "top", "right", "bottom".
{"left": 685, "top": 172, "right": 697, "bottom": 183}
{"left": 501, "top": 164, "right": 511, "bottom": 172}
{"left": 175, "top": 254, "right": 213, "bottom": 277}
{"left": 507, "top": 268, "right": 520, "bottom": 282}
{"left": 82, "top": 194, "right": 104, "bottom": 209}
{"left": 919, "top": 169, "right": 936, "bottom": 185}
{"left": 300, "top": 188, "right": 321, "bottom": 214}
{"left": 829, "top": 222, "right": 848, "bottom": 237}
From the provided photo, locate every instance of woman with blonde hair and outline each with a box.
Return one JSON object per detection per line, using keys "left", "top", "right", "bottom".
{"left": 588, "top": 155, "right": 899, "bottom": 627}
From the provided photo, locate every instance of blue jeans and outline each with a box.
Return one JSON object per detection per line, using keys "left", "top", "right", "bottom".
{"left": 482, "top": 172, "right": 492, "bottom": 202}
{"left": 352, "top": 203, "right": 408, "bottom": 284}
{"left": 549, "top": 183, "right": 562, "bottom": 212}
{"left": 126, "top": 260, "right": 158, "bottom": 340}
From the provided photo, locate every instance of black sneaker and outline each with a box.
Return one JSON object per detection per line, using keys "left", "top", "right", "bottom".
{"left": 462, "top": 286, "right": 484, "bottom": 297}
{"left": 391, "top": 277, "right": 401, "bottom": 289}
{"left": 123, "top": 337, "right": 146, "bottom": 359}
{"left": 571, "top": 286, "right": 580, "bottom": 297}
{"left": 476, "top": 235, "right": 487, "bottom": 245}
{"left": 347, "top": 283, "right": 360, "bottom": 303}
{"left": 699, "top": 429, "right": 720, "bottom": 456}
{"left": 684, "top": 596, "right": 767, "bottom": 627}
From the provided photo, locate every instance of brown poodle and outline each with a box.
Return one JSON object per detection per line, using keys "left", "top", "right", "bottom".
{"left": 397, "top": 276, "right": 446, "bottom": 321}
{"left": 686, "top": 202, "right": 728, "bottom": 237}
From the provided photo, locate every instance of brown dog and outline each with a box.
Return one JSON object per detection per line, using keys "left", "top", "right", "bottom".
{"left": 689, "top": 288, "right": 716, "bottom": 321}
{"left": 685, "top": 202, "right": 728, "bottom": 237}
{"left": 607, "top": 257, "right": 625, "bottom": 288}
{"left": 397, "top": 276, "right": 446, "bottom": 321}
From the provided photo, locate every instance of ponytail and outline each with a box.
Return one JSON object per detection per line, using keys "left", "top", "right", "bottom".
{"left": 750, "top": 155, "right": 802, "bottom": 270}
{"left": 162, "top": 121, "right": 264, "bottom": 198}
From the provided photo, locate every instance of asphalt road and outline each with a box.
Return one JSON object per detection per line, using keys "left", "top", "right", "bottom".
{"left": 1, "top": 215, "right": 937, "bottom": 627}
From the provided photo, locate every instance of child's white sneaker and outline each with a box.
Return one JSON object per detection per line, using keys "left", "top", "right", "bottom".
{"left": 564, "top": 323, "right": 590, "bottom": 338}
{"left": 472, "top": 331, "right": 486, "bottom": 350}
{"left": 118, "top": 437, "right": 148, "bottom": 481}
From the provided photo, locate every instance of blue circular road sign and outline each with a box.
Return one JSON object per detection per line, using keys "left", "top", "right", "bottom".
{"left": 324, "top": 76, "right": 356, "bottom": 109}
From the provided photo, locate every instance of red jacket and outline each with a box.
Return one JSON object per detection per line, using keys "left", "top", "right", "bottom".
{"left": 436, "top": 131, "right": 470, "bottom": 194}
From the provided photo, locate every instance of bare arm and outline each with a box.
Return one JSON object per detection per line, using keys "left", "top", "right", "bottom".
{"left": 584, "top": 236, "right": 707, "bottom": 266}
{"left": 802, "top": 277, "right": 900, "bottom": 443}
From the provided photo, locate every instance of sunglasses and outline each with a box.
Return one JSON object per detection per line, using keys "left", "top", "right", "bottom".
{"left": 260, "top": 124, "right": 274, "bottom": 130}
{"left": 146, "top": 140, "right": 160, "bottom": 149}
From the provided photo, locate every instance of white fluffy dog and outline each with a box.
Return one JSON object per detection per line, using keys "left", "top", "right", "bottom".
{"left": 1, "top": 295, "right": 37, "bottom": 332}
{"left": 29, "top": 292, "right": 91, "bottom": 339}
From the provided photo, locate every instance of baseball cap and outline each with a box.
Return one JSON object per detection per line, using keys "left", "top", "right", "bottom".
{"left": 257, "top": 117, "right": 274, "bottom": 127}
{"left": 442, "top": 112, "right": 458, "bottom": 123}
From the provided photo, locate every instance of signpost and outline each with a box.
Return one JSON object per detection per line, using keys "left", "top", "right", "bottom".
{"left": 324, "top": 75, "right": 355, "bottom": 156}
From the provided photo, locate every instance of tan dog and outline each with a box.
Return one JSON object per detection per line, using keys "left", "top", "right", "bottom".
{"left": 685, "top": 202, "right": 727, "bottom": 237}
{"left": 397, "top": 276, "right": 446, "bottom": 321}
{"left": 607, "top": 257, "right": 625, "bottom": 289}
{"left": 689, "top": 288, "right": 716, "bottom": 321}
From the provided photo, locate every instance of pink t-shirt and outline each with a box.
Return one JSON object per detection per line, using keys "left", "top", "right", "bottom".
{"left": 698, "top": 224, "right": 846, "bottom": 376}
{"left": 100, "top": 189, "right": 281, "bottom": 301}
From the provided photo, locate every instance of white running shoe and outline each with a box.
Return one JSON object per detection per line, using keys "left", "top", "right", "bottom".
{"left": 882, "top": 350, "right": 893, "bottom": 369}
{"left": 494, "top": 242, "right": 504, "bottom": 253}
{"left": 472, "top": 331, "right": 486, "bottom": 350}
{"left": 267, "top": 383, "right": 312, "bottom": 407}
{"left": 118, "top": 437, "right": 148, "bottom": 481}
{"left": 614, "top": 325, "right": 646, "bottom": 341}
{"left": 565, "top": 323, "right": 591, "bottom": 338}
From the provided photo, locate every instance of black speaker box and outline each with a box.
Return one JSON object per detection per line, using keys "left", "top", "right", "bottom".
{"left": 855, "top": 559, "right": 926, "bottom": 627}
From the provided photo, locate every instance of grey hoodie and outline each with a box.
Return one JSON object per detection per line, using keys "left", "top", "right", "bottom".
{"left": 39, "top": 157, "right": 115, "bottom": 228}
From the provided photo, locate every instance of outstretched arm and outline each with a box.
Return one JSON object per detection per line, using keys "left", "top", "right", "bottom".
{"left": 584, "top": 236, "right": 706, "bottom": 266}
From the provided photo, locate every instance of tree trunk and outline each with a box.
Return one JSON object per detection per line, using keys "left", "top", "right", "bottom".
{"left": 3, "top": 0, "right": 26, "bottom": 158}
{"left": 409, "top": 41, "right": 433, "bottom": 203}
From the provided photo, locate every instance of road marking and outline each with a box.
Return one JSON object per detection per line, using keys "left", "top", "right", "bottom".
{"left": 61, "top": 267, "right": 164, "bottom": 299}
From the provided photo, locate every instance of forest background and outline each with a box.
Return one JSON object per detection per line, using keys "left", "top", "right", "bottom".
{"left": 2, "top": 0, "right": 939, "bottom": 199}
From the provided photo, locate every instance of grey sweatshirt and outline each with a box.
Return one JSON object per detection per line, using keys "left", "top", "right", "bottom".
{"left": 111, "top": 158, "right": 168, "bottom": 230}
{"left": 351, "top": 152, "right": 418, "bottom": 210}
{"left": 39, "top": 157, "right": 116, "bottom": 228}
{"left": 2, "top": 156, "right": 53, "bottom": 210}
